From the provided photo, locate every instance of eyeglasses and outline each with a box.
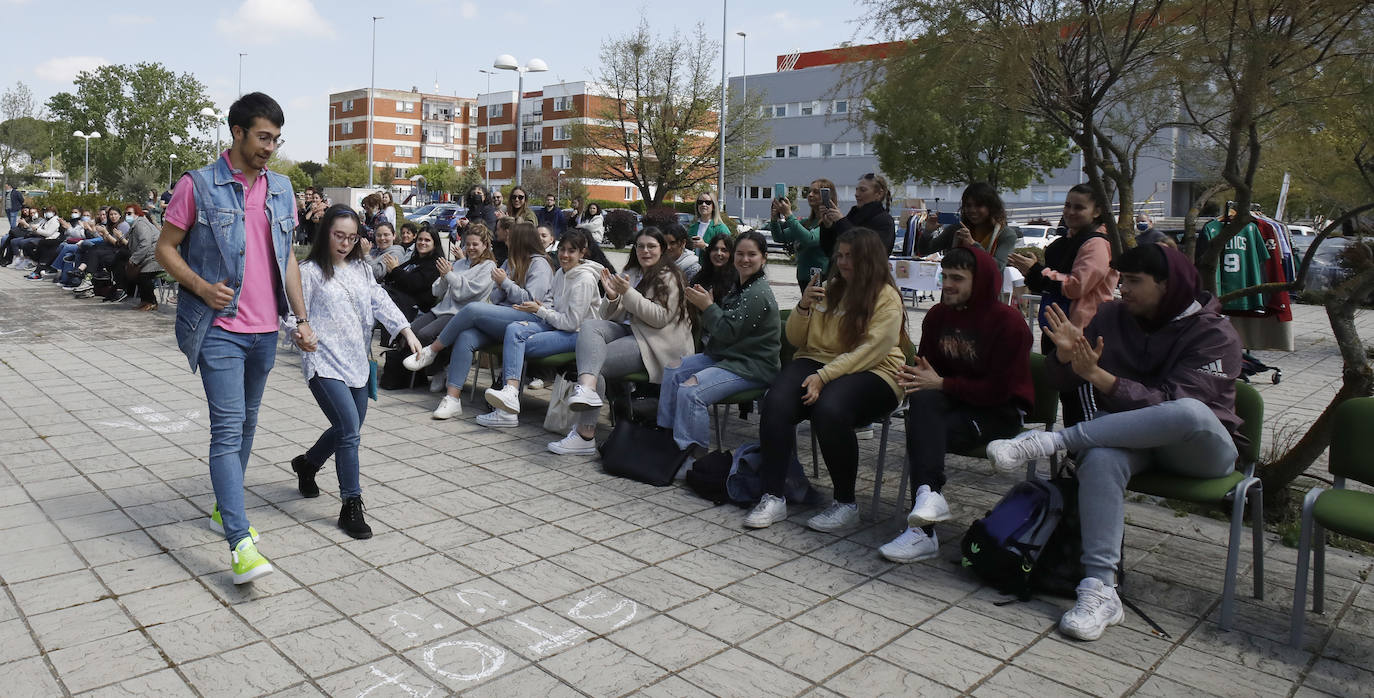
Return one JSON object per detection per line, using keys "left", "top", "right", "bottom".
{"left": 696, "top": 200, "right": 713, "bottom": 206}
{"left": 330, "top": 232, "right": 359, "bottom": 243}
{"left": 124, "top": 211, "right": 135, "bottom": 216}
{"left": 253, "top": 132, "right": 286, "bottom": 148}
{"left": 634, "top": 242, "right": 661, "bottom": 251}
{"left": 511, "top": 194, "right": 526, "bottom": 200}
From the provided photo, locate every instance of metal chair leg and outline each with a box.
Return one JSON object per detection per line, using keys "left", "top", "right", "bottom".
{"left": 712, "top": 403, "right": 723, "bottom": 451}
{"left": 1314, "top": 521, "right": 1327, "bottom": 615}
{"left": 1249, "top": 481, "right": 1264, "bottom": 600}
{"left": 870, "top": 417, "right": 890, "bottom": 520}
{"left": 1219, "top": 476, "right": 1257, "bottom": 631}
{"left": 1291, "top": 487, "right": 1323, "bottom": 647}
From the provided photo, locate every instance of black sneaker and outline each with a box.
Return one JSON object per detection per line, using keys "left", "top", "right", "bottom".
{"left": 339, "top": 496, "right": 373, "bottom": 539}
{"left": 291, "top": 454, "right": 322, "bottom": 498}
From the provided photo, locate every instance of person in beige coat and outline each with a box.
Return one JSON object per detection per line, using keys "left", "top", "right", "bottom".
{"left": 547, "top": 227, "right": 694, "bottom": 455}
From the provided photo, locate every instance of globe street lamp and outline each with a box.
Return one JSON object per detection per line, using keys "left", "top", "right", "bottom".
{"left": 556, "top": 169, "right": 565, "bottom": 205}
{"left": 493, "top": 55, "right": 548, "bottom": 186}
{"left": 72, "top": 130, "right": 100, "bottom": 193}
{"left": 200, "top": 107, "right": 225, "bottom": 157}
{"left": 168, "top": 153, "right": 178, "bottom": 188}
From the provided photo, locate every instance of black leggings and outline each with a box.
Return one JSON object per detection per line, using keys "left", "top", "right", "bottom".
{"left": 903, "top": 389, "right": 1023, "bottom": 499}
{"left": 759, "top": 358, "right": 899, "bottom": 503}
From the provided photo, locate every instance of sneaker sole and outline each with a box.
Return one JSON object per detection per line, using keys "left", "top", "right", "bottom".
{"left": 232, "top": 561, "right": 274, "bottom": 585}
{"left": 1060, "top": 606, "right": 1124, "bottom": 641}
{"left": 906, "top": 508, "right": 951, "bottom": 528}
{"left": 547, "top": 442, "right": 597, "bottom": 455}
{"left": 568, "top": 400, "right": 602, "bottom": 412}
{"left": 880, "top": 545, "right": 939, "bottom": 564}
{"left": 484, "top": 391, "right": 521, "bottom": 414}
{"left": 744, "top": 515, "right": 784, "bottom": 529}
{"left": 807, "top": 516, "right": 859, "bottom": 533}
{"left": 477, "top": 417, "right": 520, "bottom": 428}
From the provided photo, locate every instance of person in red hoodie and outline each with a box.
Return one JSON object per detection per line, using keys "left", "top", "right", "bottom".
{"left": 879, "top": 246, "right": 1034, "bottom": 564}
{"left": 987, "top": 243, "right": 1244, "bottom": 643}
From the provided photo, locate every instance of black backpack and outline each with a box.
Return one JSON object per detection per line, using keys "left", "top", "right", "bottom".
{"left": 1030, "top": 476, "right": 1126, "bottom": 598}
{"left": 960, "top": 478, "right": 1065, "bottom": 601}
{"left": 684, "top": 450, "right": 734, "bottom": 505}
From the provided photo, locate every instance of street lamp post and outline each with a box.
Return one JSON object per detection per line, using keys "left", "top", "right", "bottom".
{"left": 238, "top": 52, "right": 247, "bottom": 96}
{"left": 478, "top": 69, "right": 495, "bottom": 192}
{"left": 556, "top": 169, "right": 565, "bottom": 205}
{"left": 200, "top": 107, "right": 225, "bottom": 157}
{"left": 167, "top": 153, "right": 177, "bottom": 188}
{"left": 72, "top": 130, "right": 100, "bottom": 193}
{"left": 718, "top": 0, "right": 728, "bottom": 208}
{"left": 368, "top": 16, "right": 383, "bottom": 189}
{"left": 737, "top": 30, "right": 747, "bottom": 218}
{"left": 493, "top": 55, "right": 549, "bottom": 187}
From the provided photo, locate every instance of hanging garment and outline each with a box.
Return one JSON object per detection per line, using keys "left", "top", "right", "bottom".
{"left": 1201, "top": 219, "right": 1269, "bottom": 312}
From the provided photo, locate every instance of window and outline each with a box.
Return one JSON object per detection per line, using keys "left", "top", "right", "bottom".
{"left": 395, "top": 145, "right": 413, "bottom": 157}
{"left": 489, "top": 103, "right": 504, "bottom": 118}
{"left": 488, "top": 157, "right": 501, "bottom": 172}
{"left": 833, "top": 142, "right": 849, "bottom": 157}
{"left": 393, "top": 167, "right": 408, "bottom": 178}
{"left": 833, "top": 100, "right": 849, "bottom": 114}
{"left": 774, "top": 147, "right": 786, "bottom": 158}
{"left": 852, "top": 142, "right": 865, "bottom": 156}
{"left": 396, "top": 100, "right": 415, "bottom": 113}
{"left": 342, "top": 99, "right": 354, "bottom": 112}
{"left": 772, "top": 104, "right": 788, "bottom": 118}
{"left": 556, "top": 155, "right": 572, "bottom": 169}
{"left": 748, "top": 186, "right": 761, "bottom": 200}
{"left": 553, "top": 96, "right": 572, "bottom": 112}
{"left": 787, "top": 145, "right": 799, "bottom": 158}
{"left": 801, "top": 101, "right": 816, "bottom": 116}
{"left": 624, "top": 187, "right": 633, "bottom": 201}
{"left": 553, "top": 125, "right": 572, "bottom": 141}
{"left": 341, "top": 121, "right": 354, "bottom": 135}
{"left": 489, "top": 130, "right": 502, "bottom": 145}
{"left": 523, "top": 158, "right": 534, "bottom": 169}
{"left": 395, "top": 123, "right": 415, "bottom": 136}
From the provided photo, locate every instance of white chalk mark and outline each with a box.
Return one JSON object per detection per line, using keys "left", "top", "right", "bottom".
{"left": 513, "top": 618, "right": 587, "bottom": 655}
{"left": 357, "top": 666, "right": 436, "bottom": 698}
{"left": 423, "top": 640, "right": 506, "bottom": 682}
{"left": 454, "top": 589, "right": 508, "bottom": 614}
{"left": 387, "top": 611, "right": 428, "bottom": 639}
{"left": 0, "top": 329, "right": 23, "bottom": 336}
{"left": 95, "top": 405, "right": 200, "bottom": 434}
{"left": 567, "top": 591, "right": 638, "bottom": 629}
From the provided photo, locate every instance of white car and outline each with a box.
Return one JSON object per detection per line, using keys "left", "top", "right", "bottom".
{"left": 1017, "top": 224, "right": 1060, "bottom": 249}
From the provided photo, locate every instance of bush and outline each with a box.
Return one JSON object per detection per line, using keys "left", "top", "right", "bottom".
{"left": 642, "top": 205, "right": 680, "bottom": 231}
{"left": 1013, "top": 246, "right": 1045, "bottom": 264}
{"left": 30, "top": 192, "right": 128, "bottom": 214}
{"left": 604, "top": 209, "right": 638, "bottom": 249}
{"left": 585, "top": 197, "right": 646, "bottom": 215}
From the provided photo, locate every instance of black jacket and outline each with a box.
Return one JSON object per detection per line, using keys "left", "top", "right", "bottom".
{"left": 822, "top": 201, "right": 895, "bottom": 257}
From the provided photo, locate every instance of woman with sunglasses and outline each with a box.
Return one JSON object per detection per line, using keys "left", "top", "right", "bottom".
{"left": 506, "top": 186, "right": 539, "bottom": 227}
{"left": 288, "top": 204, "right": 421, "bottom": 539}
{"left": 689, "top": 193, "right": 730, "bottom": 259}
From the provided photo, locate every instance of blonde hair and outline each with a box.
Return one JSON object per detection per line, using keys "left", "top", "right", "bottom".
{"left": 696, "top": 192, "right": 726, "bottom": 227}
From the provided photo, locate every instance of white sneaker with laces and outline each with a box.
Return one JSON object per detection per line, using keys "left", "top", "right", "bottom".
{"left": 485, "top": 384, "right": 521, "bottom": 413}
{"left": 429, "top": 373, "right": 446, "bottom": 393}
{"left": 547, "top": 427, "right": 597, "bottom": 455}
{"left": 744, "top": 494, "right": 787, "bottom": 529}
{"left": 568, "top": 384, "right": 603, "bottom": 411}
{"left": 527, "top": 377, "right": 545, "bottom": 390}
{"left": 403, "top": 346, "right": 437, "bottom": 371}
{"left": 1059, "top": 577, "right": 1124, "bottom": 641}
{"left": 906, "top": 485, "right": 951, "bottom": 527}
{"left": 880, "top": 527, "right": 939, "bottom": 563}
{"left": 431, "top": 395, "right": 463, "bottom": 420}
{"left": 986, "top": 430, "right": 1060, "bottom": 472}
{"left": 807, "top": 501, "right": 860, "bottom": 532}
{"left": 476, "top": 409, "right": 519, "bottom": 428}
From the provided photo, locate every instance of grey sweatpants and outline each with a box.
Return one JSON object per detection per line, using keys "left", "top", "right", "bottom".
{"left": 1059, "top": 398, "right": 1238, "bottom": 585}
{"left": 575, "top": 319, "right": 647, "bottom": 426}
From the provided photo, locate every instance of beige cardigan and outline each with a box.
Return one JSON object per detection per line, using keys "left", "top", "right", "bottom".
{"left": 600, "top": 269, "right": 694, "bottom": 382}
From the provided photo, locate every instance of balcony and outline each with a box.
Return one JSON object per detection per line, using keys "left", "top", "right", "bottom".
{"left": 520, "top": 112, "right": 544, "bottom": 125}
{"left": 521, "top": 141, "right": 544, "bottom": 154}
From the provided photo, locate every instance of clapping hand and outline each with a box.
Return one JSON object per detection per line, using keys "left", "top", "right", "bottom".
{"left": 514, "top": 300, "right": 541, "bottom": 314}
{"left": 435, "top": 257, "right": 453, "bottom": 276}
{"left": 897, "top": 356, "right": 942, "bottom": 393}
{"left": 358, "top": 237, "right": 373, "bottom": 256}
{"left": 1067, "top": 335, "right": 1105, "bottom": 380}
{"left": 1008, "top": 252, "right": 1036, "bottom": 274}
{"left": 492, "top": 267, "right": 508, "bottom": 285}
{"left": 381, "top": 253, "right": 400, "bottom": 272}
{"left": 683, "top": 283, "right": 713, "bottom": 311}
{"left": 1043, "top": 304, "right": 1084, "bottom": 361}
{"left": 600, "top": 268, "right": 631, "bottom": 299}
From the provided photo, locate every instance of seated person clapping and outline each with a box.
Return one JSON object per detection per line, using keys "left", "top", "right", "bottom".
{"left": 744, "top": 228, "right": 907, "bottom": 531}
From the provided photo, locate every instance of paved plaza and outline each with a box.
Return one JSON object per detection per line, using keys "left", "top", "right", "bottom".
{"left": 0, "top": 264, "right": 1373, "bottom": 697}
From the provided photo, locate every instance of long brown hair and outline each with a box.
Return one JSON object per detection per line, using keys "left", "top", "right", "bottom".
{"left": 462, "top": 224, "right": 496, "bottom": 266}
{"left": 628, "top": 227, "right": 690, "bottom": 323}
{"left": 506, "top": 221, "right": 544, "bottom": 285}
{"left": 827, "top": 228, "right": 902, "bottom": 347}
{"left": 805, "top": 178, "right": 836, "bottom": 226}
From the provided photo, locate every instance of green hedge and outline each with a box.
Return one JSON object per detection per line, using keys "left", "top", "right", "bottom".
{"left": 29, "top": 192, "right": 131, "bottom": 214}
{"left": 586, "top": 198, "right": 644, "bottom": 214}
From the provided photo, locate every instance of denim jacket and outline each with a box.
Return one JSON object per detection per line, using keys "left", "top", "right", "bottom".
{"left": 173, "top": 157, "right": 297, "bottom": 371}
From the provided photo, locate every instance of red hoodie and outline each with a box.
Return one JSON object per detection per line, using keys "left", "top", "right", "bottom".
{"left": 919, "top": 246, "right": 1035, "bottom": 410}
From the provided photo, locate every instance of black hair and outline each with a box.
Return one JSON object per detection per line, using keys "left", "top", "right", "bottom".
{"left": 1066, "top": 183, "right": 1107, "bottom": 225}
{"left": 662, "top": 223, "right": 690, "bottom": 243}
{"left": 939, "top": 246, "right": 977, "bottom": 272}
{"left": 306, "top": 204, "right": 364, "bottom": 281}
{"left": 558, "top": 227, "right": 591, "bottom": 255}
{"left": 732, "top": 230, "right": 770, "bottom": 286}
{"left": 227, "top": 92, "right": 285, "bottom": 134}
{"left": 960, "top": 182, "right": 1007, "bottom": 225}
{"left": 1112, "top": 242, "right": 1170, "bottom": 281}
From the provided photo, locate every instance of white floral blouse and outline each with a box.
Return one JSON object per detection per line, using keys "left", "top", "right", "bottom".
{"left": 296, "top": 260, "right": 410, "bottom": 388}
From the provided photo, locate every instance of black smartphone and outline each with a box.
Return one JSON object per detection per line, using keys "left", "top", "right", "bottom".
{"left": 809, "top": 267, "right": 823, "bottom": 286}
{"left": 820, "top": 188, "right": 832, "bottom": 208}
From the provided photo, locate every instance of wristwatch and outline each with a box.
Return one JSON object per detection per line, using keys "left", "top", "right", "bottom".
{"left": 296, "top": 317, "right": 310, "bottom": 325}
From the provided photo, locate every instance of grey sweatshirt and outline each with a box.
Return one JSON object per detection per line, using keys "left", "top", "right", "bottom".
{"left": 430, "top": 259, "right": 496, "bottom": 316}
{"left": 490, "top": 254, "right": 554, "bottom": 306}
{"left": 535, "top": 261, "right": 605, "bottom": 331}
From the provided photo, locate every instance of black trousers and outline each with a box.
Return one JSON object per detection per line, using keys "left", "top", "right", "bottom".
{"left": 903, "top": 389, "right": 1023, "bottom": 499}
{"left": 759, "top": 358, "right": 899, "bottom": 503}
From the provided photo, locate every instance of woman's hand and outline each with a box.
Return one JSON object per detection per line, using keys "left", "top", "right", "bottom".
{"left": 820, "top": 207, "right": 843, "bottom": 227}
{"left": 293, "top": 324, "right": 317, "bottom": 353}
{"left": 1008, "top": 252, "right": 1036, "bottom": 274}
{"left": 435, "top": 257, "right": 453, "bottom": 276}
{"left": 606, "top": 271, "right": 632, "bottom": 298}
{"left": 799, "top": 283, "right": 824, "bottom": 311}
{"left": 401, "top": 328, "right": 423, "bottom": 358}
{"left": 800, "top": 373, "right": 824, "bottom": 406}
{"left": 684, "top": 283, "right": 713, "bottom": 311}
{"left": 514, "top": 300, "right": 541, "bottom": 314}
{"left": 492, "top": 267, "right": 508, "bottom": 285}
{"left": 1044, "top": 304, "right": 1084, "bottom": 360}
{"left": 381, "top": 253, "right": 399, "bottom": 272}
{"left": 776, "top": 198, "right": 792, "bottom": 219}
{"left": 953, "top": 226, "right": 974, "bottom": 249}
{"left": 358, "top": 237, "right": 373, "bottom": 256}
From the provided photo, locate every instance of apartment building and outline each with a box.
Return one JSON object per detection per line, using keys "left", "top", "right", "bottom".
{"left": 327, "top": 87, "right": 477, "bottom": 188}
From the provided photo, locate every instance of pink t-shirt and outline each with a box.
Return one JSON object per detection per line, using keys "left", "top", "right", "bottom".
{"left": 165, "top": 151, "right": 297, "bottom": 334}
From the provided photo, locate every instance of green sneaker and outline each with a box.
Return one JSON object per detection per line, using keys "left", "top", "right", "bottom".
{"left": 209, "top": 505, "right": 260, "bottom": 543}
{"left": 230, "top": 537, "right": 274, "bottom": 584}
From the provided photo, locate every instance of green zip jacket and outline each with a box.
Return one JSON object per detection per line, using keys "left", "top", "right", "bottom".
{"left": 766, "top": 215, "right": 828, "bottom": 286}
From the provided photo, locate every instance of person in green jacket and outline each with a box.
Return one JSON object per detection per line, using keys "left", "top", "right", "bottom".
{"left": 689, "top": 192, "right": 732, "bottom": 264}
{"left": 765, "top": 177, "right": 832, "bottom": 287}
{"left": 917, "top": 182, "right": 1020, "bottom": 273}
{"left": 660, "top": 231, "right": 781, "bottom": 453}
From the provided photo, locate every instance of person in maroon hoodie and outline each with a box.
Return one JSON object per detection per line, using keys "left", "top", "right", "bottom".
{"left": 879, "top": 246, "right": 1034, "bottom": 564}
{"left": 987, "top": 243, "right": 1244, "bottom": 642}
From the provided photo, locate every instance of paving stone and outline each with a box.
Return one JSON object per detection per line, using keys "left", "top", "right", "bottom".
{"left": 609, "top": 613, "right": 727, "bottom": 671}
{"left": 47, "top": 630, "right": 169, "bottom": 693}
{"left": 876, "top": 628, "right": 1002, "bottom": 691}
{"left": 742, "top": 621, "right": 866, "bottom": 682}
{"left": 272, "top": 619, "right": 391, "bottom": 677}
{"left": 972, "top": 665, "right": 1095, "bottom": 697}
{"left": 678, "top": 648, "right": 811, "bottom": 697}
{"left": 147, "top": 608, "right": 259, "bottom": 664}
{"left": 823, "top": 655, "right": 959, "bottom": 697}
{"left": 181, "top": 642, "right": 307, "bottom": 698}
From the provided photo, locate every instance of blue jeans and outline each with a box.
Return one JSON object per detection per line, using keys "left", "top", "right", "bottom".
{"left": 657, "top": 352, "right": 766, "bottom": 451}
{"left": 438, "top": 303, "right": 532, "bottom": 390}
{"left": 305, "top": 377, "right": 369, "bottom": 499}
{"left": 197, "top": 326, "right": 277, "bottom": 550}
{"left": 54, "top": 242, "right": 82, "bottom": 284}
{"left": 502, "top": 318, "right": 577, "bottom": 382}
{"left": 5, "top": 211, "right": 16, "bottom": 228}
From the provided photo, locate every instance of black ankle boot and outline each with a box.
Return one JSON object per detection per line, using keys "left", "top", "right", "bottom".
{"left": 291, "top": 455, "right": 322, "bottom": 498}
{"left": 339, "top": 496, "right": 373, "bottom": 539}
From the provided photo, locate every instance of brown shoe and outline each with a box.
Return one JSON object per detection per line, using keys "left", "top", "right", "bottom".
{"left": 136, "top": 302, "right": 158, "bottom": 311}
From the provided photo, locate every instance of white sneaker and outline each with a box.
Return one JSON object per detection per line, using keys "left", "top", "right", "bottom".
{"left": 72, "top": 278, "right": 93, "bottom": 293}
{"left": 986, "top": 430, "right": 1060, "bottom": 472}
{"left": 1059, "top": 577, "right": 1124, "bottom": 641}
{"left": 807, "top": 501, "right": 860, "bottom": 532}
{"left": 403, "top": 346, "right": 437, "bottom": 371}
{"left": 855, "top": 425, "right": 875, "bottom": 440}
{"left": 906, "top": 485, "right": 951, "bottom": 527}
{"left": 880, "top": 527, "right": 939, "bottom": 563}
{"left": 568, "top": 384, "right": 603, "bottom": 412}
{"left": 744, "top": 494, "right": 787, "bottom": 529}
{"left": 484, "top": 384, "right": 521, "bottom": 414}
{"left": 547, "top": 427, "right": 597, "bottom": 455}
{"left": 527, "top": 377, "right": 545, "bottom": 390}
{"left": 431, "top": 395, "right": 463, "bottom": 420}
{"left": 429, "top": 373, "right": 446, "bottom": 393}
{"left": 475, "top": 409, "right": 519, "bottom": 428}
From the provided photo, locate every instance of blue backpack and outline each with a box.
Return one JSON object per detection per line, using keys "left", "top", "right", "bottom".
{"left": 960, "top": 478, "right": 1065, "bottom": 600}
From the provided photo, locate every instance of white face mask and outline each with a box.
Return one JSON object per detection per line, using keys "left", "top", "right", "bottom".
{"left": 44, "top": 212, "right": 54, "bottom": 219}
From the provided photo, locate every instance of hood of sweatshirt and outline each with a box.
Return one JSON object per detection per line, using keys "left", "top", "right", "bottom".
{"left": 1151, "top": 244, "right": 1204, "bottom": 330}
{"left": 564, "top": 260, "right": 605, "bottom": 285}
{"left": 945, "top": 245, "right": 1002, "bottom": 314}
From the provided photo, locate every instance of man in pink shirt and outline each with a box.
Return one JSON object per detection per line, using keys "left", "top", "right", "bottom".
{"left": 156, "top": 92, "right": 314, "bottom": 585}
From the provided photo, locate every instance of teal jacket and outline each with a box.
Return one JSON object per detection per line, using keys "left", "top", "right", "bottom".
{"left": 701, "top": 273, "right": 781, "bottom": 384}
{"left": 689, "top": 219, "right": 731, "bottom": 264}
{"left": 766, "top": 215, "right": 827, "bottom": 286}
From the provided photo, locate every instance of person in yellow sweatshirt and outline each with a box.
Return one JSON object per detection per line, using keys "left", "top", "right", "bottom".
{"left": 744, "top": 227, "right": 907, "bottom": 531}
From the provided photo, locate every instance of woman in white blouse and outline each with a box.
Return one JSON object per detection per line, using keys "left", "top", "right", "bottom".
{"left": 289, "top": 205, "right": 422, "bottom": 540}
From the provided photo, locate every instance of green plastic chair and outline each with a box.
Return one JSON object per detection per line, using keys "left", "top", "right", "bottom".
{"left": 1291, "top": 397, "right": 1374, "bottom": 647}
{"left": 1127, "top": 380, "right": 1264, "bottom": 632}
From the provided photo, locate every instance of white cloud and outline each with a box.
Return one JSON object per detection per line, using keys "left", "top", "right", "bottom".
{"left": 35, "top": 56, "right": 109, "bottom": 83}
{"left": 768, "top": 11, "right": 824, "bottom": 33}
{"left": 460, "top": 2, "right": 477, "bottom": 19}
{"left": 216, "top": 0, "right": 335, "bottom": 44}
{"left": 112, "top": 14, "right": 154, "bottom": 26}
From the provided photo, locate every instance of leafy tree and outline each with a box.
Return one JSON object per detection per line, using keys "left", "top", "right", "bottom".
{"left": 411, "top": 161, "right": 458, "bottom": 197}
{"left": 45, "top": 63, "right": 217, "bottom": 192}
{"left": 270, "top": 156, "right": 312, "bottom": 193}
{"left": 868, "top": 41, "right": 1071, "bottom": 190}
{"left": 319, "top": 148, "right": 368, "bottom": 188}
{"left": 297, "top": 160, "right": 324, "bottom": 184}
{"left": 453, "top": 162, "right": 485, "bottom": 203}
{"left": 572, "top": 18, "right": 770, "bottom": 206}
{"left": 0, "top": 82, "right": 51, "bottom": 188}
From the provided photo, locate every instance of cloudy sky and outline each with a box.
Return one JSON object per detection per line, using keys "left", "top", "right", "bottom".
{"left": 4, "top": 0, "right": 873, "bottom": 163}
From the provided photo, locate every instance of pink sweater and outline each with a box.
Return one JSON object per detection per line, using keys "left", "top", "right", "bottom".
{"left": 1041, "top": 236, "right": 1118, "bottom": 328}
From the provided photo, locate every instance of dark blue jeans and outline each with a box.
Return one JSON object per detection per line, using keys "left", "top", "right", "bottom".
{"left": 305, "top": 376, "right": 369, "bottom": 499}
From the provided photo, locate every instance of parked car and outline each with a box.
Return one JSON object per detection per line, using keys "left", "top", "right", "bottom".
{"left": 1303, "top": 236, "right": 1373, "bottom": 301}
{"left": 1018, "top": 224, "right": 1061, "bottom": 250}
{"left": 431, "top": 205, "right": 467, "bottom": 233}
{"left": 406, "top": 204, "right": 440, "bottom": 226}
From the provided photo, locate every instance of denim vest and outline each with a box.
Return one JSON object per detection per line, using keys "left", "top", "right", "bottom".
{"left": 173, "top": 156, "right": 297, "bottom": 371}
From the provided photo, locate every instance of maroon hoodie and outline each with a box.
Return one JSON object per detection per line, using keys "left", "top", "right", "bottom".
{"left": 919, "top": 246, "right": 1035, "bottom": 410}
{"left": 1046, "top": 245, "right": 1247, "bottom": 447}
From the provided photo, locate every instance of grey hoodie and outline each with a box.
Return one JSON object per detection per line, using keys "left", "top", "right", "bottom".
{"left": 490, "top": 254, "right": 555, "bottom": 306}
{"left": 535, "top": 260, "right": 605, "bottom": 331}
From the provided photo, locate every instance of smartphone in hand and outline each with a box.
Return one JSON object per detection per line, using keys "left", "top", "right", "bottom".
{"left": 809, "top": 267, "right": 823, "bottom": 286}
